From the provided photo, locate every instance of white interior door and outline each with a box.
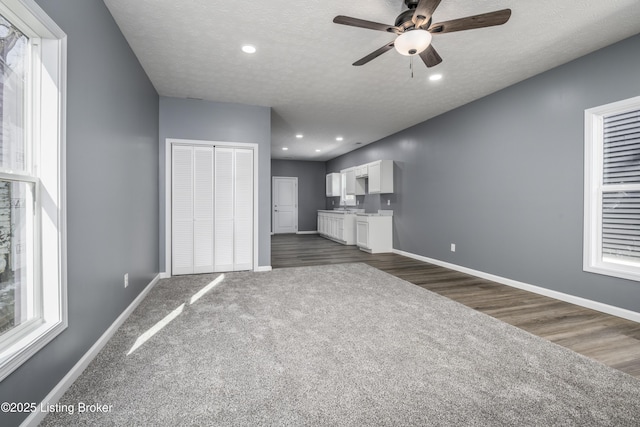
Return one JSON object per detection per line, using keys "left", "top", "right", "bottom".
{"left": 214, "top": 147, "right": 235, "bottom": 272}
{"left": 172, "top": 144, "right": 254, "bottom": 275}
{"left": 234, "top": 148, "right": 254, "bottom": 270}
{"left": 193, "top": 146, "right": 215, "bottom": 273}
{"left": 172, "top": 145, "right": 194, "bottom": 275}
{"left": 272, "top": 177, "right": 298, "bottom": 234}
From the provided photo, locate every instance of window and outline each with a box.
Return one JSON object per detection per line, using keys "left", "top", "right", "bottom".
{"left": 584, "top": 96, "right": 640, "bottom": 282}
{"left": 340, "top": 172, "right": 356, "bottom": 207}
{"left": 0, "top": 0, "right": 66, "bottom": 381}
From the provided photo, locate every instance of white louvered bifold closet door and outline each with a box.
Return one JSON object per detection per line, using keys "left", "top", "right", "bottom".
{"left": 172, "top": 145, "right": 254, "bottom": 275}
{"left": 214, "top": 147, "right": 235, "bottom": 272}
{"left": 602, "top": 108, "right": 640, "bottom": 263}
{"left": 234, "top": 149, "right": 254, "bottom": 270}
{"left": 193, "top": 146, "right": 215, "bottom": 273}
{"left": 172, "top": 145, "right": 195, "bottom": 275}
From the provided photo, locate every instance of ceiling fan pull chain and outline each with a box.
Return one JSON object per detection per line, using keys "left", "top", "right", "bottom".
{"left": 410, "top": 55, "right": 414, "bottom": 78}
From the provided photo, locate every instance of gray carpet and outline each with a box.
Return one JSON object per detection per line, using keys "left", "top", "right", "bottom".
{"left": 41, "top": 263, "right": 640, "bottom": 426}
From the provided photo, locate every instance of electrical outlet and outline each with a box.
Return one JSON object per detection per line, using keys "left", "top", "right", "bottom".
{"left": 124, "top": 273, "right": 129, "bottom": 288}
{"left": 332, "top": 200, "right": 334, "bottom": 205}
{"left": 387, "top": 199, "right": 390, "bottom": 206}
{"left": 451, "top": 244, "right": 456, "bottom": 252}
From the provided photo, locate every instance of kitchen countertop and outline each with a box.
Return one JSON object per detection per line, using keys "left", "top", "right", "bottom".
{"left": 356, "top": 210, "right": 393, "bottom": 217}
{"left": 318, "top": 209, "right": 393, "bottom": 216}
{"left": 317, "top": 209, "right": 363, "bottom": 214}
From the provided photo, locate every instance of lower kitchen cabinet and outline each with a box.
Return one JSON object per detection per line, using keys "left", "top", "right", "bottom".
{"left": 356, "top": 215, "right": 393, "bottom": 253}
{"left": 317, "top": 211, "right": 357, "bottom": 245}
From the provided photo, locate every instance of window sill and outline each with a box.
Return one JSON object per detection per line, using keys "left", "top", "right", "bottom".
{"left": 584, "top": 262, "right": 640, "bottom": 283}
{"left": 0, "top": 317, "right": 66, "bottom": 382}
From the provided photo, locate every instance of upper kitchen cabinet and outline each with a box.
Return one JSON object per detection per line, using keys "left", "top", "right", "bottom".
{"left": 343, "top": 168, "right": 365, "bottom": 196}
{"left": 326, "top": 172, "right": 341, "bottom": 197}
{"left": 367, "top": 160, "right": 394, "bottom": 194}
{"left": 355, "top": 164, "right": 368, "bottom": 178}
{"left": 344, "top": 168, "right": 356, "bottom": 195}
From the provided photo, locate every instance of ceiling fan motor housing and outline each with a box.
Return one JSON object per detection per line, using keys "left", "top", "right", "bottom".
{"left": 395, "top": 8, "right": 431, "bottom": 29}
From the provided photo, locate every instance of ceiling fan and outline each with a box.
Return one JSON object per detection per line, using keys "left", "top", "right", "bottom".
{"left": 333, "top": 0, "right": 511, "bottom": 68}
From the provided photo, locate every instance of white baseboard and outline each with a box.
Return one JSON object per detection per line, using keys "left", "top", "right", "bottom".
{"left": 296, "top": 231, "right": 318, "bottom": 235}
{"left": 159, "top": 272, "right": 170, "bottom": 279}
{"left": 256, "top": 266, "right": 272, "bottom": 272}
{"left": 21, "top": 273, "right": 163, "bottom": 427}
{"left": 393, "top": 249, "right": 640, "bottom": 324}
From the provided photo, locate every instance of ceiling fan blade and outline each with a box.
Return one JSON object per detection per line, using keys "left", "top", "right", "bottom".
{"left": 428, "top": 9, "right": 511, "bottom": 34}
{"left": 353, "top": 41, "right": 395, "bottom": 66}
{"left": 419, "top": 44, "right": 442, "bottom": 68}
{"left": 413, "top": 0, "right": 442, "bottom": 28}
{"left": 333, "top": 15, "right": 401, "bottom": 34}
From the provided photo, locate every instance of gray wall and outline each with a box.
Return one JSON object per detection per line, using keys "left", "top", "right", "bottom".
{"left": 328, "top": 33, "right": 640, "bottom": 313}
{"left": 159, "top": 97, "right": 271, "bottom": 269}
{"left": 271, "top": 160, "right": 326, "bottom": 232}
{"left": 0, "top": 1, "right": 160, "bottom": 425}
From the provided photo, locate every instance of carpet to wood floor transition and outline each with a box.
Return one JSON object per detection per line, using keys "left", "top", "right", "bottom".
{"left": 40, "top": 263, "right": 640, "bottom": 426}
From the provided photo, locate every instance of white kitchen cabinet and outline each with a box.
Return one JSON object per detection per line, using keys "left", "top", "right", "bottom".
{"left": 344, "top": 168, "right": 356, "bottom": 195}
{"left": 342, "top": 168, "right": 365, "bottom": 196}
{"left": 317, "top": 211, "right": 356, "bottom": 245}
{"left": 355, "top": 177, "right": 365, "bottom": 196}
{"left": 367, "top": 160, "right": 394, "bottom": 194}
{"left": 356, "top": 214, "right": 393, "bottom": 253}
{"left": 355, "top": 165, "right": 368, "bottom": 178}
{"left": 356, "top": 220, "right": 369, "bottom": 248}
{"left": 326, "top": 172, "right": 341, "bottom": 197}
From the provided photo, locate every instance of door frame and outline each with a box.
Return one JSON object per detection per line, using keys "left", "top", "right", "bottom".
{"left": 272, "top": 176, "right": 298, "bottom": 234}
{"left": 165, "top": 138, "right": 259, "bottom": 276}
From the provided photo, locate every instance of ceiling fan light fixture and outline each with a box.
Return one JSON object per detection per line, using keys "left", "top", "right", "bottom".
{"left": 394, "top": 29, "right": 432, "bottom": 56}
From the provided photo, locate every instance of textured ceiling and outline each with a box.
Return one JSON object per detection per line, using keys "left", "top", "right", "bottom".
{"left": 104, "top": 0, "right": 640, "bottom": 161}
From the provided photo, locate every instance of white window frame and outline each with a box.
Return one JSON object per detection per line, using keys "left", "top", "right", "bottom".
{"left": 0, "top": 0, "right": 66, "bottom": 381}
{"left": 584, "top": 95, "right": 640, "bottom": 282}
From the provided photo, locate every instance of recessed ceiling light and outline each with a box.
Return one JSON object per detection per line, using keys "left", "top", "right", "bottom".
{"left": 296, "top": 134, "right": 303, "bottom": 139}
{"left": 315, "top": 149, "right": 321, "bottom": 152}
{"left": 242, "top": 45, "right": 256, "bottom": 54}
{"left": 282, "top": 147, "right": 288, "bottom": 151}
{"left": 336, "top": 136, "right": 344, "bottom": 141}
{"left": 429, "top": 74, "right": 443, "bottom": 81}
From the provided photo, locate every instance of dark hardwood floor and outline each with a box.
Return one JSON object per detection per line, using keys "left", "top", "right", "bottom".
{"left": 272, "top": 233, "right": 640, "bottom": 379}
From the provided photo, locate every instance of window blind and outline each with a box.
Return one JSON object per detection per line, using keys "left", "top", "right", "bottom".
{"left": 602, "top": 108, "right": 640, "bottom": 262}
{"left": 602, "top": 191, "right": 640, "bottom": 261}
{"left": 603, "top": 109, "right": 640, "bottom": 185}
